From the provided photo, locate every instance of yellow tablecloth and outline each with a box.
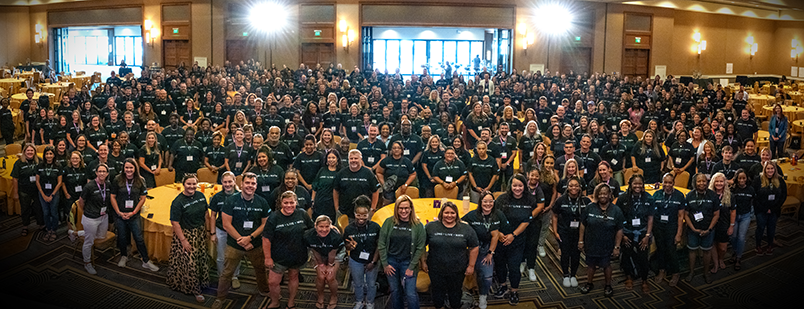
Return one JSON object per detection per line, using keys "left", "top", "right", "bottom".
{"left": 69, "top": 75, "right": 91, "bottom": 89}
{"left": 0, "top": 78, "right": 25, "bottom": 94}
{"left": 762, "top": 105, "right": 804, "bottom": 121}
{"left": 1, "top": 155, "right": 21, "bottom": 215}
{"left": 9, "top": 92, "right": 54, "bottom": 109}
{"left": 751, "top": 94, "right": 776, "bottom": 107}
{"left": 619, "top": 185, "right": 690, "bottom": 196}
{"left": 39, "top": 82, "right": 72, "bottom": 100}
{"left": 787, "top": 91, "right": 803, "bottom": 105}
{"left": 793, "top": 120, "right": 804, "bottom": 134}
{"left": 772, "top": 160, "right": 804, "bottom": 205}
{"left": 140, "top": 182, "right": 221, "bottom": 262}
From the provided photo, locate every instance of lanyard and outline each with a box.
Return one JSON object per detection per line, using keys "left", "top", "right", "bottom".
{"left": 97, "top": 181, "right": 107, "bottom": 205}
{"left": 236, "top": 145, "right": 243, "bottom": 158}
{"left": 500, "top": 136, "right": 506, "bottom": 147}
{"left": 187, "top": 109, "right": 193, "bottom": 121}
{"left": 126, "top": 179, "right": 133, "bottom": 196}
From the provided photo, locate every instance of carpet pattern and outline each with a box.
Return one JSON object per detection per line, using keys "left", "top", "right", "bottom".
{"left": 0, "top": 212, "right": 801, "bottom": 309}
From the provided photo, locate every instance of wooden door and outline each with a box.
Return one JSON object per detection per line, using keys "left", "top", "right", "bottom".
{"left": 226, "top": 40, "right": 257, "bottom": 64}
{"left": 559, "top": 47, "right": 591, "bottom": 77}
{"left": 163, "top": 40, "right": 191, "bottom": 69}
{"left": 301, "top": 43, "right": 334, "bottom": 69}
{"left": 623, "top": 49, "right": 649, "bottom": 79}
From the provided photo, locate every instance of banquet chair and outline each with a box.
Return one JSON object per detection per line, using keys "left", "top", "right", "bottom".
{"left": 434, "top": 184, "right": 459, "bottom": 199}
{"left": 761, "top": 121, "right": 769, "bottom": 130}
{"left": 4, "top": 143, "right": 21, "bottom": 156}
{"left": 396, "top": 186, "right": 419, "bottom": 199}
{"left": 195, "top": 167, "right": 217, "bottom": 184}
{"left": 635, "top": 130, "right": 644, "bottom": 140}
{"left": 492, "top": 191, "right": 505, "bottom": 199}
{"left": 154, "top": 169, "right": 176, "bottom": 187}
{"left": 337, "top": 214, "right": 349, "bottom": 232}
{"left": 35, "top": 144, "right": 47, "bottom": 154}
{"left": 782, "top": 196, "right": 800, "bottom": 224}
{"left": 69, "top": 201, "right": 116, "bottom": 262}
{"left": 674, "top": 171, "right": 690, "bottom": 189}
{"left": 235, "top": 175, "right": 243, "bottom": 188}
{"left": 332, "top": 135, "right": 341, "bottom": 145}
{"left": 624, "top": 167, "right": 644, "bottom": 183}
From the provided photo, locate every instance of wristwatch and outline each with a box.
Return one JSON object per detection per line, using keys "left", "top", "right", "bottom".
{"left": 489, "top": 251, "right": 495, "bottom": 255}
{"left": 614, "top": 246, "right": 620, "bottom": 250}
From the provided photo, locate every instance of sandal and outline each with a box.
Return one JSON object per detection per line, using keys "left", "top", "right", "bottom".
{"left": 669, "top": 274, "right": 680, "bottom": 287}
{"left": 327, "top": 298, "right": 338, "bottom": 309}
{"left": 641, "top": 282, "right": 650, "bottom": 294}
{"left": 579, "top": 282, "right": 594, "bottom": 294}
{"left": 315, "top": 301, "right": 324, "bottom": 309}
{"left": 603, "top": 285, "right": 614, "bottom": 298}
{"left": 265, "top": 300, "right": 282, "bottom": 309}
{"left": 21, "top": 228, "right": 28, "bottom": 236}
{"left": 624, "top": 278, "right": 633, "bottom": 290}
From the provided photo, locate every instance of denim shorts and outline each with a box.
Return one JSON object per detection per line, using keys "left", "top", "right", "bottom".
{"left": 687, "top": 229, "right": 715, "bottom": 250}
{"left": 585, "top": 255, "right": 611, "bottom": 268}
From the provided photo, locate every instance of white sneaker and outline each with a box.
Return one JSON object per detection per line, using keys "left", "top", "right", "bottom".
{"left": 85, "top": 263, "right": 97, "bottom": 275}
{"left": 570, "top": 277, "right": 578, "bottom": 287}
{"left": 365, "top": 303, "right": 375, "bottom": 309}
{"left": 478, "top": 295, "right": 488, "bottom": 309}
{"left": 142, "top": 260, "right": 159, "bottom": 272}
{"left": 520, "top": 263, "right": 525, "bottom": 275}
{"left": 353, "top": 302, "right": 364, "bottom": 309}
{"left": 528, "top": 268, "right": 537, "bottom": 281}
{"left": 117, "top": 256, "right": 128, "bottom": 268}
{"left": 563, "top": 277, "right": 571, "bottom": 287}
{"left": 538, "top": 246, "right": 546, "bottom": 257}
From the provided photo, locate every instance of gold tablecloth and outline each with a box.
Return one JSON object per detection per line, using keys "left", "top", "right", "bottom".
{"left": 141, "top": 182, "right": 220, "bottom": 262}
{"left": 0, "top": 155, "right": 21, "bottom": 215}
{"left": 10, "top": 92, "right": 54, "bottom": 110}
{"left": 0, "top": 78, "right": 26, "bottom": 95}
{"left": 762, "top": 105, "right": 804, "bottom": 121}
{"left": 39, "top": 82, "right": 72, "bottom": 100}
{"left": 69, "top": 75, "right": 90, "bottom": 89}
{"left": 775, "top": 160, "right": 804, "bottom": 204}
{"left": 750, "top": 94, "right": 776, "bottom": 107}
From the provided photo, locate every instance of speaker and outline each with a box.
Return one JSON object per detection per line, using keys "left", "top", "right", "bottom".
{"left": 679, "top": 76, "right": 693, "bottom": 85}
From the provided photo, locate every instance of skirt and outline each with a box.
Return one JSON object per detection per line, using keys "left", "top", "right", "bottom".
{"left": 166, "top": 226, "right": 210, "bottom": 295}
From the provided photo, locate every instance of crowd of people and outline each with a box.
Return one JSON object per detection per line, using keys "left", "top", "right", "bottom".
{"left": 6, "top": 60, "right": 792, "bottom": 309}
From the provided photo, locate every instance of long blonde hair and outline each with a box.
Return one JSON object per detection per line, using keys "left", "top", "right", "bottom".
{"left": 562, "top": 158, "right": 583, "bottom": 180}
{"left": 638, "top": 129, "right": 662, "bottom": 155}
{"left": 760, "top": 161, "right": 781, "bottom": 189}
{"left": 708, "top": 172, "right": 731, "bottom": 207}
{"left": 393, "top": 195, "right": 420, "bottom": 226}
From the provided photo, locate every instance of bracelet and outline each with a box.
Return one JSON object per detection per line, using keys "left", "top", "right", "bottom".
{"left": 579, "top": 241, "right": 584, "bottom": 244}
{"left": 614, "top": 246, "right": 620, "bottom": 249}
{"left": 209, "top": 232, "right": 215, "bottom": 235}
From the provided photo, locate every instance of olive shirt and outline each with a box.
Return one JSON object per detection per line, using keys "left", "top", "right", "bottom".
{"left": 263, "top": 208, "right": 314, "bottom": 268}
{"left": 222, "top": 193, "right": 271, "bottom": 250}
{"left": 424, "top": 222, "right": 479, "bottom": 274}
{"left": 311, "top": 168, "right": 338, "bottom": 219}
{"left": 169, "top": 191, "right": 209, "bottom": 230}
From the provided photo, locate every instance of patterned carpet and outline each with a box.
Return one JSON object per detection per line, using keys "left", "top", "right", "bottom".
{"left": 0, "top": 212, "right": 801, "bottom": 309}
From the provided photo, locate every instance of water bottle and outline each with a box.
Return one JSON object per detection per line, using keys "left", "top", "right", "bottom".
{"left": 793, "top": 154, "right": 798, "bottom": 166}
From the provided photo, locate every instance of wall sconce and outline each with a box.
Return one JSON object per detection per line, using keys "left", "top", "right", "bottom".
{"left": 517, "top": 23, "right": 534, "bottom": 51}
{"left": 692, "top": 32, "right": 706, "bottom": 55}
{"left": 746, "top": 35, "right": 758, "bottom": 58}
{"left": 792, "top": 39, "right": 803, "bottom": 63}
{"left": 144, "top": 19, "right": 157, "bottom": 46}
{"left": 339, "top": 19, "right": 356, "bottom": 51}
{"left": 34, "top": 23, "right": 46, "bottom": 44}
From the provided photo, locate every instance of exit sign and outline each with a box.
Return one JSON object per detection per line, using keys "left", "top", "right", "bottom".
{"left": 314, "top": 29, "right": 322, "bottom": 36}
{"left": 575, "top": 36, "right": 581, "bottom": 41}
{"left": 635, "top": 37, "right": 641, "bottom": 43}
{"left": 243, "top": 32, "right": 249, "bottom": 37}
{"left": 173, "top": 28, "right": 179, "bottom": 34}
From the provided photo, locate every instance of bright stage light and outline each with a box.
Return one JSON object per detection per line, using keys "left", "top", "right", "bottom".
{"left": 250, "top": 2, "right": 287, "bottom": 33}
{"left": 534, "top": 4, "right": 573, "bottom": 36}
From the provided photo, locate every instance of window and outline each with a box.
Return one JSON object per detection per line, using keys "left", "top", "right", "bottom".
{"left": 400, "top": 40, "right": 413, "bottom": 75}
{"left": 58, "top": 26, "right": 143, "bottom": 72}
{"left": 371, "top": 38, "right": 485, "bottom": 78}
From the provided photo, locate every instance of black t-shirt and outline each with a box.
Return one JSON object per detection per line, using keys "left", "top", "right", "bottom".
{"left": 209, "top": 189, "right": 238, "bottom": 230}
{"left": 249, "top": 164, "right": 285, "bottom": 201}
{"left": 432, "top": 159, "right": 467, "bottom": 184}
{"left": 226, "top": 143, "right": 253, "bottom": 174}
{"left": 138, "top": 146, "right": 161, "bottom": 171}
{"left": 266, "top": 185, "right": 312, "bottom": 211}
{"left": 735, "top": 153, "right": 761, "bottom": 172}
{"left": 293, "top": 151, "right": 324, "bottom": 185}
{"left": 581, "top": 202, "right": 625, "bottom": 257}
{"left": 616, "top": 191, "right": 655, "bottom": 233}
{"left": 462, "top": 208, "right": 507, "bottom": 247}
{"left": 80, "top": 180, "right": 112, "bottom": 219}
{"left": 425, "top": 222, "right": 479, "bottom": 273}
{"left": 379, "top": 156, "right": 416, "bottom": 190}
{"left": 334, "top": 166, "right": 380, "bottom": 217}
{"left": 388, "top": 220, "right": 413, "bottom": 260}
{"left": 685, "top": 189, "right": 720, "bottom": 231}
{"left": 343, "top": 221, "right": 382, "bottom": 264}
{"left": 651, "top": 189, "right": 686, "bottom": 230}
{"left": 110, "top": 177, "right": 147, "bottom": 214}
{"left": 11, "top": 158, "right": 39, "bottom": 193}
{"left": 552, "top": 194, "right": 592, "bottom": 235}
{"left": 469, "top": 155, "right": 499, "bottom": 190}
{"left": 712, "top": 160, "right": 739, "bottom": 180}
{"left": 305, "top": 228, "right": 344, "bottom": 259}
{"left": 732, "top": 185, "right": 755, "bottom": 216}
{"left": 169, "top": 191, "right": 209, "bottom": 229}
{"left": 171, "top": 139, "right": 204, "bottom": 172}
{"left": 356, "top": 138, "right": 387, "bottom": 166}
{"left": 62, "top": 166, "right": 87, "bottom": 198}
{"left": 600, "top": 143, "right": 627, "bottom": 171}
{"left": 37, "top": 162, "right": 61, "bottom": 196}
{"left": 263, "top": 208, "right": 314, "bottom": 267}
{"left": 222, "top": 193, "right": 271, "bottom": 250}
{"left": 495, "top": 192, "right": 538, "bottom": 246}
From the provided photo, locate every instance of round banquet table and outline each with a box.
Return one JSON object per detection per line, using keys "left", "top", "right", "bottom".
{"left": 0, "top": 78, "right": 26, "bottom": 95}
{"left": 619, "top": 185, "right": 690, "bottom": 196}
{"left": 140, "top": 182, "right": 221, "bottom": 262}
{"left": 69, "top": 75, "right": 91, "bottom": 89}
{"left": 39, "top": 82, "right": 72, "bottom": 100}
{"left": 372, "top": 198, "right": 478, "bottom": 292}
{"left": 793, "top": 120, "right": 804, "bottom": 134}
{"left": 10, "top": 92, "right": 54, "bottom": 109}
{"left": 762, "top": 105, "right": 804, "bottom": 121}
{"left": 751, "top": 94, "right": 776, "bottom": 107}
{"left": 789, "top": 91, "right": 803, "bottom": 105}
{"left": 777, "top": 160, "right": 804, "bottom": 203}
{"left": 0, "top": 155, "right": 21, "bottom": 215}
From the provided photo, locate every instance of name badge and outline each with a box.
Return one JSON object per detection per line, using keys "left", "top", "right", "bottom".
{"left": 97, "top": 141, "right": 103, "bottom": 146}
{"left": 552, "top": 101, "right": 556, "bottom": 105}
{"left": 542, "top": 119, "right": 547, "bottom": 123}
{"left": 44, "top": 183, "right": 52, "bottom": 190}
{"left": 311, "top": 127, "right": 316, "bottom": 133}
{"left": 244, "top": 221, "right": 254, "bottom": 229}
{"left": 161, "top": 110, "right": 166, "bottom": 115}
{"left": 612, "top": 125, "right": 617, "bottom": 130}
{"left": 285, "top": 119, "right": 290, "bottom": 123}
{"left": 611, "top": 159, "right": 618, "bottom": 165}
{"left": 445, "top": 176, "right": 453, "bottom": 183}
{"left": 151, "top": 165, "right": 157, "bottom": 171}
{"left": 675, "top": 157, "right": 682, "bottom": 165}
{"left": 501, "top": 152, "right": 507, "bottom": 159}
{"left": 660, "top": 215, "right": 669, "bottom": 222}
{"left": 593, "top": 148, "right": 599, "bottom": 153}
{"left": 694, "top": 212, "right": 704, "bottom": 222}
{"left": 100, "top": 207, "right": 107, "bottom": 216}
{"left": 125, "top": 200, "right": 134, "bottom": 208}
{"left": 529, "top": 151, "right": 534, "bottom": 157}
{"left": 645, "top": 157, "right": 652, "bottom": 163}
{"left": 235, "top": 162, "right": 243, "bottom": 168}
{"left": 262, "top": 185, "right": 270, "bottom": 192}
{"left": 29, "top": 176, "right": 36, "bottom": 182}
{"left": 367, "top": 156, "right": 375, "bottom": 164}
{"left": 632, "top": 218, "right": 641, "bottom": 226}
{"left": 75, "top": 185, "right": 83, "bottom": 192}
{"left": 359, "top": 251, "right": 370, "bottom": 260}
{"left": 186, "top": 155, "right": 193, "bottom": 161}
{"left": 403, "top": 149, "right": 410, "bottom": 156}
{"left": 372, "top": 119, "right": 377, "bottom": 124}
{"left": 351, "top": 126, "right": 357, "bottom": 132}
{"left": 776, "top": 128, "right": 780, "bottom": 133}
{"left": 331, "top": 126, "right": 336, "bottom": 131}
{"left": 570, "top": 221, "right": 579, "bottom": 228}
{"left": 478, "top": 126, "right": 483, "bottom": 131}
{"left": 769, "top": 194, "right": 775, "bottom": 201}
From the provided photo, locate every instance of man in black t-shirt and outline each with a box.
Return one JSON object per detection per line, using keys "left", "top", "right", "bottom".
{"left": 334, "top": 150, "right": 380, "bottom": 220}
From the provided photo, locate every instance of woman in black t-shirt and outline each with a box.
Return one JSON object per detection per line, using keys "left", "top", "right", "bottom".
{"left": 264, "top": 190, "right": 314, "bottom": 309}
{"left": 343, "top": 196, "right": 381, "bottom": 308}
{"left": 730, "top": 170, "right": 754, "bottom": 270}
{"left": 111, "top": 158, "right": 158, "bottom": 271}
{"left": 708, "top": 172, "right": 734, "bottom": 275}
{"left": 553, "top": 177, "right": 592, "bottom": 288}
{"left": 167, "top": 174, "right": 211, "bottom": 302}
{"left": 578, "top": 183, "right": 624, "bottom": 297}
{"left": 78, "top": 163, "right": 112, "bottom": 275}
{"left": 137, "top": 132, "right": 161, "bottom": 188}
{"left": 36, "top": 146, "right": 62, "bottom": 241}
{"left": 305, "top": 215, "right": 344, "bottom": 309}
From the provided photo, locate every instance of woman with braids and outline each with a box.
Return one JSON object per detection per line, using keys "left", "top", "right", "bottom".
{"left": 578, "top": 183, "right": 625, "bottom": 297}
{"left": 615, "top": 174, "right": 654, "bottom": 293}
{"left": 551, "top": 176, "right": 591, "bottom": 288}
{"left": 167, "top": 174, "right": 212, "bottom": 302}
{"left": 652, "top": 173, "right": 686, "bottom": 286}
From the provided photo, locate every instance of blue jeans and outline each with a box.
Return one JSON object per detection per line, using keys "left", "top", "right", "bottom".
{"left": 731, "top": 212, "right": 752, "bottom": 259}
{"left": 474, "top": 245, "right": 494, "bottom": 296}
{"left": 115, "top": 213, "right": 151, "bottom": 262}
{"left": 755, "top": 211, "right": 778, "bottom": 247}
{"left": 387, "top": 256, "right": 419, "bottom": 309}
{"left": 349, "top": 257, "right": 379, "bottom": 304}
{"left": 39, "top": 193, "right": 59, "bottom": 232}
